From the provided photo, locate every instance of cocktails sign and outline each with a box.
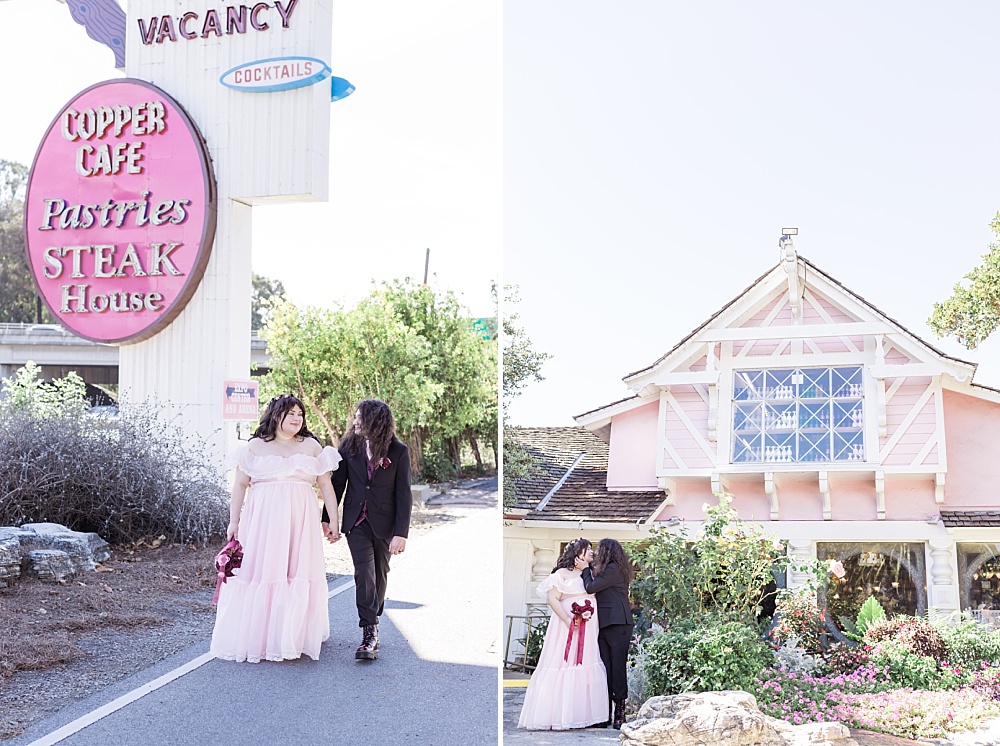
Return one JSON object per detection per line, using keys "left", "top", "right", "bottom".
{"left": 24, "top": 79, "right": 217, "bottom": 344}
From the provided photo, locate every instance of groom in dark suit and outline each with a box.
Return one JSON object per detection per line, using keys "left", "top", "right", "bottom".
{"left": 322, "top": 400, "right": 412, "bottom": 660}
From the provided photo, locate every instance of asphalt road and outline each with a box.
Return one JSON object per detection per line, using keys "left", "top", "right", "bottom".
{"left": 11, "top": 480, "right": 500, "bottom": 746}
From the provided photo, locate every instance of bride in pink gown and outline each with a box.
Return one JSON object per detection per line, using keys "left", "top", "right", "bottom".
{"left": 518, "top": 538, "right": 610, "bottom": 730}
{"left": 211, "top": 394, "right": 342, "bottom": 663}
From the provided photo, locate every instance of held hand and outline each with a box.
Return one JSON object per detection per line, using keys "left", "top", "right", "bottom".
{"left": 389, "top": 536, "right": 406, "bottom": 555}
{"left": 226, "top": 522, "right": 238, "bottom": 542}
{"left": 321, "top": 522, "right": 341, "bottom": 543}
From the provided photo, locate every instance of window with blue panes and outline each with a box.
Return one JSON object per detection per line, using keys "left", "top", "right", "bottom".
{"left": 731, "top": 366, "right": 864, "bottom": 464}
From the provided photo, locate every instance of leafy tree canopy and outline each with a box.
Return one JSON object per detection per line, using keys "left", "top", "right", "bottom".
{"left": 0, "top": 160, "right": 50, "bottom": 324}
{"left": 251, "top": 273, "right": 287, "bottom": 330}
{"left": 258, "top": 279, "right": 496, "bottom": 479}
{"left": 502, "top": 285, "right": 550, "bottom": 509}
{"left": 929, "top": 212, "right": 1000, "bottom": 349}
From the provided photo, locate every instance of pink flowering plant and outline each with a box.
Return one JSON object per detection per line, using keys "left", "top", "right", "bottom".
{"left": 769, "top": 590, "right": 825, "bottom": 653}
{"left": 752, "top": 664, "right": 1000, "bottom": 739}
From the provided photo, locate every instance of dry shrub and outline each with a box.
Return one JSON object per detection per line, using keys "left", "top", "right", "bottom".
{"left": 0, "top": 393, "right": 228, "bottom": 545}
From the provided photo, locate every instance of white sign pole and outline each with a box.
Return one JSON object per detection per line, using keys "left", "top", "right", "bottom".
{"left": 118, "top": 1, "right": 333, "bottom": 455}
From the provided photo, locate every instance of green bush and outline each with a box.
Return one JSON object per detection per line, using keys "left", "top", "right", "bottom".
{"left": 869, "top": 642, "right": 958, "bottom": 690}
{"left": 644, "top": 615, "right": 772, "bottom": 696}
{"left": 520, "top": 617, "right": 548, "bottom": 669}
{"left": 864, "top": 617, "right": 947, "bottom": 663}
{"left": 628, "top": 494, "right": 831, "bottom": 627}
{"left": 936, "top": 615, "right": 1000, "bottom": 669}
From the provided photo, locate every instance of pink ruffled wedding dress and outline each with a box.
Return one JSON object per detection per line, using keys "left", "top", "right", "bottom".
{"left": 518, "top": 568, "right": 609, "bottom": 729}
{"left": 210, "top": 444, "right": 341, "bottom": 663}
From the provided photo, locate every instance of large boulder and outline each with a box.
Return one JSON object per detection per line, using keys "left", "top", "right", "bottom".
{"left": 18, "top": 523, "right": 111, "bottom": 571}
{"left": 0, "top": 537, "right": 21, "bottom": 588}
{"left": 26, "top": 549, "right": 76, "bottom": 583}
{"left": 0, "top": 524, "right": 112, "bottom": 585}
{"left": 621, "top": 691, "right": 858, "bottom": 746}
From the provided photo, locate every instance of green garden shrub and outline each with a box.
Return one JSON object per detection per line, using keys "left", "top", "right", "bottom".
{"left": 936, "top": 615, "right": 1000, "bottom": 670}
{"left": 868, "top": 642, "right": 957, "bottom": 690}
{"left": 644, "top": 614, "right": 772, "bottom": 696}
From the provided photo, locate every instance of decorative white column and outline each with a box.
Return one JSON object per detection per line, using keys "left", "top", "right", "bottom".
{"left": 787, "top": 539, "right": 814, "bottom": 591}
{"left": 928, "top": 539, "right": 959, "bottom": 619}
{"left": 528, "top": 545, "right": 558, "bottom": 612}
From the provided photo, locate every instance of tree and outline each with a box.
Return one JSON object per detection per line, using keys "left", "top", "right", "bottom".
{"left": 929, "top": 212, "right": 1000, "bottom": 349}
{"left": 502, "top": 285, "right": 550, "bottom": 509}
{"left": 251, "top": 273, "right": 287, "bottom": 330}
{"left": 0, "top": 160, "right": 50, "bottom": 324}
{"left": 259, "top": 296, "right": 442, "bottom": 474}
{"left": 380, "top": 279, "right": 497, "bottom": 477}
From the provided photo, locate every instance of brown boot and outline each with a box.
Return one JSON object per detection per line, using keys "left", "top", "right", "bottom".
{"left": 355, "top": 624, "right": 379, "bottom": 660}
{"left": 613, "top": 699, "right": 626, "bottom": 728}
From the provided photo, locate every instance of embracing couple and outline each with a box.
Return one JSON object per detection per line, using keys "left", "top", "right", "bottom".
{"left": 210, "top": 396, "right": 411, "bottom": 664}
{"left": 518, "top": 537, "right": 634, "bottom": 731}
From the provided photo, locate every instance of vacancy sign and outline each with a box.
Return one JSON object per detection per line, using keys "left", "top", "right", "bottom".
{"left": 222, "top": 379, "right": 259, "bottom": 421}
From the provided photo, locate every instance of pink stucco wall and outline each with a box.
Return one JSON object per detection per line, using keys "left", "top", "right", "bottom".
{"left": 607, "top": 401, "right": 659, "bottom": 490}
{"left": 884, "top": 478, "right": 937, "bottom": 520}
{"left": 943, "top": 389, "right": 1000, "bottom": 507}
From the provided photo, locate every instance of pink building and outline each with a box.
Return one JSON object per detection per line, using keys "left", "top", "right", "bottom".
{"left": 504, "top": 244, "right": 1000, "bottom": 659}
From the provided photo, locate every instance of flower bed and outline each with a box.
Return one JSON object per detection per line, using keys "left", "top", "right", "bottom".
{"left": 752, "top": 664, "right": 1000, "bottom": 740}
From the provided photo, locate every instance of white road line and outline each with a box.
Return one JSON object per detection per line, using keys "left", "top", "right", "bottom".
{"left": 27, "top": 578, "right": 358, "bottom": 746}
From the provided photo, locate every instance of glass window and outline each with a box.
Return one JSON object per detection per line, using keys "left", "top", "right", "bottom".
{"left": 732, "top": 366, "right": 864, "bottom": 464}
{"left": 957, "top": 544, "right": 1000, "bottom": 627}
{"left": 818, "top": 542, "right": 926, "bottom": 620}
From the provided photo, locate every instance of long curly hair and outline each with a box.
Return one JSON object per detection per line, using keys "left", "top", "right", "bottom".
{"left": 341, "top": 399, "right": 397, "bottom": 462}
{"left": 252, "top": 394, "right": 318, "bottom": 442}
{"left": 591, "top": 538, "right": 633, "bottom": 581}
{"left": 551, "top": 538, "right": 592, "bottom": 573}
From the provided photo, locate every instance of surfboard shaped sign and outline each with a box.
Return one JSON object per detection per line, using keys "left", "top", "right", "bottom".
{"left": 220, "top": 56, "right": 331, "bottom": 93}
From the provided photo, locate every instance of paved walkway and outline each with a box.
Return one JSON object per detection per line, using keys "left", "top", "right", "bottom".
{"left": 502, "top": 673, "right": 622, "bottom": 745}
{"left": 10, "top": 480, "right": 499, "bottom": 746}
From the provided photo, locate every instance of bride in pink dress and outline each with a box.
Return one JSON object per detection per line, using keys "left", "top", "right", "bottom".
{"left": 211, "top": 394, "right": 342, "bottom": 663}
{"left": 518, "top": 538, "right": 610, "bottom": 730}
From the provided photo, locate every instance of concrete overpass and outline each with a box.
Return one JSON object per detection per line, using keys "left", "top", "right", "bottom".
{"left": 0, "top": 323, "right": 271, "bottom": 390}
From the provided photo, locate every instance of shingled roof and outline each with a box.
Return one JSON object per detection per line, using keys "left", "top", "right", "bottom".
{"left": 506, "top": 426, "right": 666, "bottom": 523}
{"left": 941, "top": 510, "right": 1000, "bottom": 528}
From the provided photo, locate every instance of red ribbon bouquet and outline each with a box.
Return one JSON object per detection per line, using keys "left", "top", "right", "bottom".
{"left": 211, "top": 538, "right": 244, "bottom": 604}
{"left": 563, "top": 599, "right": 595, "bottom": 665}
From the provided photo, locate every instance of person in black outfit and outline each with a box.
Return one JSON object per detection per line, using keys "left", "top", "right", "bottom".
{"left": 321, "top": 400, "right": 412, "bottom": 661}
{"left": 581, "top": 538, "right": 634, "bottom": 729}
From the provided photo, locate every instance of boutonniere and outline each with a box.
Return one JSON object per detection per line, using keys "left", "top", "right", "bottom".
{"left": 380, "top": 457, "right": 391, "bottom": 469}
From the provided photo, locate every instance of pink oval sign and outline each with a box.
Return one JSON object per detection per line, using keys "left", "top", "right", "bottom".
{"left": 24, "top": 78, "right": 217, "bottom": 344}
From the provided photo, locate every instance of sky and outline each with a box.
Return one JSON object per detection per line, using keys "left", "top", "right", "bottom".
{"left": 0, "top": 0, "right": 499, "bottom": 318}
{"left": 505, "top": 1, "right": 1000, "bottom": 426}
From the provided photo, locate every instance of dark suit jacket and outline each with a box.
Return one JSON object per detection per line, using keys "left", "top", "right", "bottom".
{"left": 581, "top": 561, "right": 634, "bottom": 628}
{"left": 321, "top": 439, "right": 412, "bottom": 540}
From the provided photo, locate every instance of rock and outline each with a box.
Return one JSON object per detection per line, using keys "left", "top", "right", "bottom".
{"left": 622, "top": 691, "right": 858, "bottom": 746}
{"left": 18, "top": 523, "right": 112, "bottom": 570}
{"left": 0, "top": 537, "right": 21, "bottom": 587}
{"left": 26, "top": 549, "right": 75, "bottom": 583}
{"left": 0, "top": 523, "right": 112, "bottom": 584}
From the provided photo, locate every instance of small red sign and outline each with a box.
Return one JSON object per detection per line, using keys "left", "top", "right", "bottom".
{"left": 222, "top": 379, "right": 259, "bottom": 421}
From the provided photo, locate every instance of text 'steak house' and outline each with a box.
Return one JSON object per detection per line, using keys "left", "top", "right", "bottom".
{"left": 504, "top": 242, "right": 1000, "bottom": 657}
